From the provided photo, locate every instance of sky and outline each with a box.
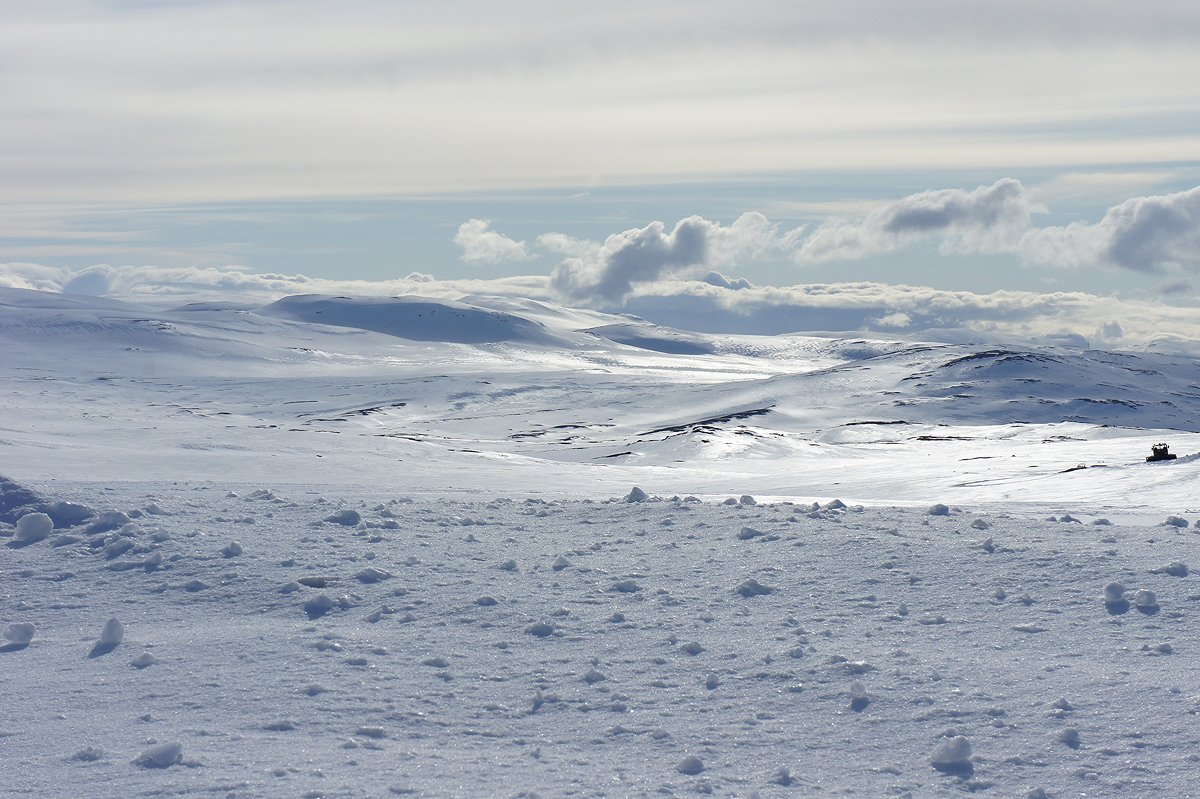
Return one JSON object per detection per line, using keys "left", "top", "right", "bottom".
{"left": 4, "top": 0, "right": 1200, "bottom": 345}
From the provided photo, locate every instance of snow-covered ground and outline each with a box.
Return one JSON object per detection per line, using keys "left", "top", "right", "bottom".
{"left": 4, "top": 286, "right": 1200, "bottom": 797}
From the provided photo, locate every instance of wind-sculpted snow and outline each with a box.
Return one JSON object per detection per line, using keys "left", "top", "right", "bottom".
{"left": 3, "top": 484, "right": 1200, "bottom": 797}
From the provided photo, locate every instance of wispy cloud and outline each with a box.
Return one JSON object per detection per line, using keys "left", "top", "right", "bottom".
{"left": 4, "top": 3, "right": 1200, "bottom": 204}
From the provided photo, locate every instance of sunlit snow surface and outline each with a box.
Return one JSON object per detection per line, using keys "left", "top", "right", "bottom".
{"left": 3, "top": 287, "right": 1200, "bottom": 797}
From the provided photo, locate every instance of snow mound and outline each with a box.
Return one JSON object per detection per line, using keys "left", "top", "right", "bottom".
{"left": 930, "top": 735, "right": 973, "bottom": 773}
{"left": 14, "top": 512, "right": 53, "bottom": 543}
{"left": 259, "top": 294, "right": 560, "bottom": 345}
{"left": 133, "top": 742, "right": 183, "bottom": 769}
{"left": 0, "top": 475, "right": 44, "bottom": 525}
{"left": 89, "top": 617, "right": 124, "bottom": 658}
{"left": 4, "top": 622, "right": 35, "bottom": 646}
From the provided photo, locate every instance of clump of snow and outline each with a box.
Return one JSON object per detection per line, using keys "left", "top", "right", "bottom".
{"left": 930, "top": 735, "right": 972, "bottom": 771}
{"left": 525, "top": 620, "right": 556, "bottom": 637}
{"left": 625, "top": 487, "right": 648, "bottom": 503}
{"left": 736, "top": 526, "right": 764, "bottom": 540}
{"left": 1102, "top": 582, "right": 1126, "bottom": 602}
{"left": 356, "top": 726, "right": 387, "bottom": 739}
{"left": 98, "top": 617, "right": 124, "bottom": 646}
{"left": 849, "top": 681, "right": 870, "bottom": 711}
{"left": 131, "top": 652, "right": 157, "bottom": 669}
{"left": 735, "top": 578, "right": 773, "bottom": 597}
{"left": 927, "top": 503, "right": 950, "bottom": 516}
{"left": 1154, "top": 561, "right": 1189, "bottom": 577}
{"left": 355, "top": 567, "right": 393, "bottom": 583}
{"left": 303, "top": 594, "right": 336, "bottom": 619}
{"left": 676, "top": 755, "right": 704, "bottom": 775}
{"left": 550, "top": 555, "right": 570, "bottom": 571}
{"left": 104, "top": 538, "right": 134, "bottom": 559}
{"left": 86, "top": 511, "right": 131, "bottom": 534}
{"left": 324, "top": 509, "right": 361, "bottom": 526}
{"left": 1134, "top": 589, "right": 1159, "bottom": 610}
{"left": 42, "top": 500, "right": 94, "bottom": 527}
{"left": 5, "top": 622, "right": 35, "bottom": 645}
{"left": 1058, "top": 727, "right": 1081, "bottom": 748}
{"left": 133, "top": 741, "right": 183, "bottom": 768}
{"left": 1162, "top": 515, "right": 1189, "bottom": 528}
{"left": 739, "top": 495, "right": 757, "bottom": 506}
{"left": 15, "top": 512, "right": 53, "bottom": 542}
{"left": 970, "top": 518, "right": 990, "bottom": 529}
{"left": 221, "top": 541, "right": 244, "bottom": 558}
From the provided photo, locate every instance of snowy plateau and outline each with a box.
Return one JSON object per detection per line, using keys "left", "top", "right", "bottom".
{"left": 3, "top": 285, "right": 1200, "bottom": 799}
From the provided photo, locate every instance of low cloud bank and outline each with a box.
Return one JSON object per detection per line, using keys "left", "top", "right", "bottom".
{"left": 4, "top": 260, "right": 1197, "bottom": 350}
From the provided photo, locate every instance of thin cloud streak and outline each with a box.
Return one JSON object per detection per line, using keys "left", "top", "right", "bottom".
{"left": 4, "top": 3, "right": 1200, "bottom": 204}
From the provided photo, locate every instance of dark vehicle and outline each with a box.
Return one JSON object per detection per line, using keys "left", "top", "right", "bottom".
{"left": 1147, "top": 444, "right": 1177, "bottom": 462}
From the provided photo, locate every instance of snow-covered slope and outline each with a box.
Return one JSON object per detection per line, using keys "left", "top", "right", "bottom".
{"left": 1, "top": 286, "right": 1199, "bottom": 509}
{"left": 5, "top": 286, "right": 1200, "bottom": 797}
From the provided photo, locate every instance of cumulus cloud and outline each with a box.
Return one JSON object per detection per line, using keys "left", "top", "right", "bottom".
{"left": 796, "top": 179, "right": 1036, "bottom": 262}
{"left": 1020, "top": 186, "right": 1200, "bottom": 274}
{"left": 549, "top": 212, "right": 801, "bottom": 302}
{"left": 453, "top": 219, "right": 532, "bottom": 265}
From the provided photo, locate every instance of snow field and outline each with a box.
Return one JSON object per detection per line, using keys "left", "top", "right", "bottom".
{"left": 4, "top": 483, "right": 1200, "bottom": 797}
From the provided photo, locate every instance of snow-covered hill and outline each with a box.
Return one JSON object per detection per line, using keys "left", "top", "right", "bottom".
{"left": 4, "top": 286, "right": 1200, "bottom": 797}
{"left": 1, "top": 286, "right": 1197, "bottom": 508}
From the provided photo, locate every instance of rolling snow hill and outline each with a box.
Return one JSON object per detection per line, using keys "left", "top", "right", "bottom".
{"left": 5, "top": 286, "right": 1200, "bottom": 798}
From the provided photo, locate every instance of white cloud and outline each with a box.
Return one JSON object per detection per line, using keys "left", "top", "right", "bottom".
{"left": 548, "top": 212, "right": 801, "bottom": 301}
{"left": 616, "top": 279, "right": 1200, "bottom": 347}
{"left": 701, "top": 271, "right": 753, "bottom": 290}
{"left": 1021, "top": 186, "right": 1200, "bottom": 274}
{"left": 453, "top": 219, "right": 532, "bottom": 265}
{"left": 795, "top": 179, "right": 1035, "bottom": 262}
